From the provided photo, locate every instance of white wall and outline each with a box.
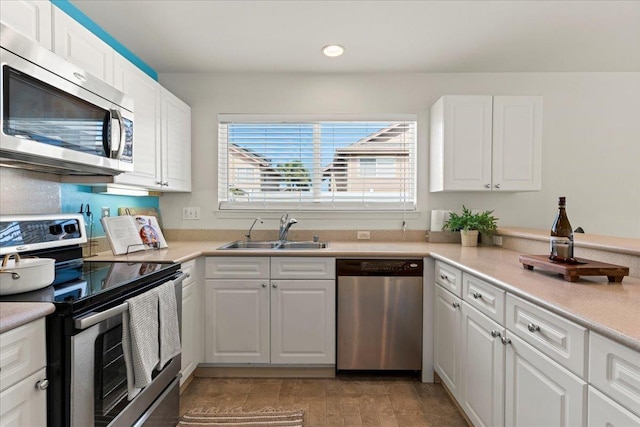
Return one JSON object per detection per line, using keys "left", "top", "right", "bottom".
{"left": 158, "top": 72, "right": 640, "bottom": 238}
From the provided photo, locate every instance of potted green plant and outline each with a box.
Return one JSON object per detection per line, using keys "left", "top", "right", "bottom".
{"left": 443, "top": 206, "right": 498, "bottom": 247}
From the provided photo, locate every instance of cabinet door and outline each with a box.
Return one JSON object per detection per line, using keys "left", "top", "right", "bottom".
{"left": 270, "top": 280, "right": 335, "bottom": 364}
{"left": 430, "top": 95, "right": 493, "bottom": 191}
{"left": 160, "top": 88, "right": 192, "bottom": 192}
{"left": 113, "top": 55, "right": 162, "bottom": 189}
{"left": 505, "top": 332, "right": 587, "bottom": 427}
{"left": 0, "top": 319, "right": 46, "bottom": 392}
{"left": 52, "top": 7, "right": 114, "bottom": 84}
{"left": 180, "top": 278, "right": 196, "bottom": 385}
{"left": 588, "top": 386, "right": 640, "bottom": 427}
{"left": 0, "top": 367, "right": 47, "bottom": 426}
{"left": 0, "top": 0, "right": 52, "bottom": 49}
{"left": 434, "top": 285, "right": 462, "bottom": 400}
{"left": 492, "top": 96, "right": 542, "bottom": 191}
{"left": 205, "top": 279, "right": 269, "bottom": 363}
{"left": 460, "top": 302, "right": 505, "bottom": 427}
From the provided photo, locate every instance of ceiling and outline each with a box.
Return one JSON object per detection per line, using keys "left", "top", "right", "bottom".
{"left": 71, "top": 0, "right": 640, "bottom": 74}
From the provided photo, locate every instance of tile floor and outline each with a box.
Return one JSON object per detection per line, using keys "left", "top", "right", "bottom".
{"left": 179, "top": 373, "right": 468, "bottom": 426}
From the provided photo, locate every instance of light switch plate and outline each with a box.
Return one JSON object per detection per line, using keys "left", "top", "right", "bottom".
{"left": 357, "top": 231, "right": 371, "bottom": 240}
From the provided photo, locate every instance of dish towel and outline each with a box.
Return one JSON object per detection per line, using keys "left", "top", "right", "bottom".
{"left": 122, "top": 288, "right": 160, "bottom": 400}
{"left": 157, "top": 280, "right": 181, "bottom": 369}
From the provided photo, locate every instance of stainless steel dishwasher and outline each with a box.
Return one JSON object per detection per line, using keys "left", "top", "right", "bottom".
{"left": 337, "top": 259, "right": 423, "bottom": 371}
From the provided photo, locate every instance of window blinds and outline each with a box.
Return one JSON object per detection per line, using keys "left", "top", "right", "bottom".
{"left": 218, "top": 116, "right": 417, "bottom": 211}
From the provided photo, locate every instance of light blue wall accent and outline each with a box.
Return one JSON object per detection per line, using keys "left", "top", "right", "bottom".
{"left": 52, "top": 0, "right": 158, "bottom": 80}
{"left": 61, "top": 184, "right": 160, "bottom": 237}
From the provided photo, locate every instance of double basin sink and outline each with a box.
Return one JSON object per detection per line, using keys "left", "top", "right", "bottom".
{"left": 218, "top": 240, "right": 328, "bottom": 250}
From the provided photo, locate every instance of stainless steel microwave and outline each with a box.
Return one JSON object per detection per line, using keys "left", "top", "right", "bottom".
{"left": 0, "top": 24, "right": 134, "bottom": 176}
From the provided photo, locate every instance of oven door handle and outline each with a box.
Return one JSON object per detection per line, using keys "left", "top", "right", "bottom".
{"left": 74, "top": 302, "right": 128, "bottom": 330}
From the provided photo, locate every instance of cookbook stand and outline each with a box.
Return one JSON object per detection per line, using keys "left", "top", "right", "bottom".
{"left": 125, "top": 242, "right": 161, "bottom": 254}
{"left": 519, "top": 254, "right": 629, "bottom": 283}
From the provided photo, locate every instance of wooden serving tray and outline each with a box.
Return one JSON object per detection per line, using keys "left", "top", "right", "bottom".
{"left": 519, "top": 254, "right": 629, "bottom": 283}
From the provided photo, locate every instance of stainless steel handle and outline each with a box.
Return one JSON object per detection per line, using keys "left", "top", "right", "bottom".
{"left": 36, "top": 379, "right": 49, "bottom": 390}
{"left": 110, "top": 109, "right": 125, "bottom": 159}
{"left": 501, "top": 336, "right": 512, "bottom": 345}
{"left": 472, "top": 291, "right": 482, "bottom": 299}
{"left": 74, "top": 302, "right": 128, "bottom": 330}
{"left": 440, "top": 274, "right": 449, "bottom": 281}
{"left": 0, "top": 270, "right": 20, "bottom": 280}
{"left": 452, "top": 301, "right": 460, "bottom": 308}
{"left": 491, "top": 330, "right": 501, "bottom": 338}
{"left": 495, "top": 184, "right": 501, "bottom": 189}
{"left": 527, "top": 323, "right": 540, "bottom": 333}
{"left": 72, "top": 72, "right": 86, "bottom": 82}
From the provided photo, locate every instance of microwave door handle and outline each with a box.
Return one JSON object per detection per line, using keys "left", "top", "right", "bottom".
{"left": 108, "top": 109, "right": 125, "bottom": 159}
{"left": 102, "top": 110, "right": 112, "bottom": 157}
{"left": 111, "top": 109, "right": 126, "bottom": 159}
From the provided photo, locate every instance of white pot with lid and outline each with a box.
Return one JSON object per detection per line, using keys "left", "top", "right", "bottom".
{"left": 0, "top": 253, "right": 55, "bottom": 295}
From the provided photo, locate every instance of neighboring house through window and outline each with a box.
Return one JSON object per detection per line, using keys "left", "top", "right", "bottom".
{"left": 218, "top": 115, "right": 417, "bottom": 211}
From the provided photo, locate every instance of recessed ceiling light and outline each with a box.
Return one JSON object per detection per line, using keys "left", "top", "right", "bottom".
{"left": 322, "top": 44, "right": 345, "bottom": 58}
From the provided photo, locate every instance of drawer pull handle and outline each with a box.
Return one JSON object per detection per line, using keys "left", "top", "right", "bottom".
{"left": 491, "top": 330, "right": 501, "bottom": 338}
{"left": 501, "top": 336, "right": 512, "bottom": 345}
{"left": 452, "top": 302, "right": 460, "bottom": 309}
{"left": 472, "top": 292, "right": 482, "bottom": 299}
{"left": 527, "top": 323, "right": 540, "bottom": 333}
{"left": 440, "top": 274, "right": 449, "bottom": 281}
{"left": 36, "top": 379, "right": 49, "bottom": 390}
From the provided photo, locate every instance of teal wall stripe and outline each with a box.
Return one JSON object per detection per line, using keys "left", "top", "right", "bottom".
{"left": 51, "top": 0, "right": 158, "bottom": 81}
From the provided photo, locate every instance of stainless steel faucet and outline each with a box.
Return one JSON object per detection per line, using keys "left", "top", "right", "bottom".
{"left": 278, "top": 213, "right": 298, "bottom": 241}
{"left": 245, "top": 217, "right": 263, "bottom": 241}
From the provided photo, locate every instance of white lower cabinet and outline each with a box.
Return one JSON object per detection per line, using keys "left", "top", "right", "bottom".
{"left": 588, "top": 386, "right": 640, "bottom": 427}
{"left": 205, "top": 257, "right": 335, "bottom": 365}
{"left": 434, "top": 284, "right": 462, "bottom": 399}
{"left": 180, "top": 258, "right": 203, "bottom": 385}
{"left": 460, "top": 301, "right": 505, "bottom": 427}
{"left": 505, "top": 332, "right": 587, "bottom": 426}
{"left": 0, "top": 367, "right": 47, "bottom": 426}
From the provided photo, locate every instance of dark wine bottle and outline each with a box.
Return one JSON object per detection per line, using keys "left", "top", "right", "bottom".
{"left": 550, "top": 196, "right": 574, "bottom": 263}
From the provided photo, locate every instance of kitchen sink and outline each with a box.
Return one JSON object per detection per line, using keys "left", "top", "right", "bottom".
{"left": 218, "top": 240, "right": 281, "bottom": 249}
{"left": 279, "top": 241, "right": 328, "bottom": 249}
{"left": 218, "top": 240, "right": 328, "bottom": 250}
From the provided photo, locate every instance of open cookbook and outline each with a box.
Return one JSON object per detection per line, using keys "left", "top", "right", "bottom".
{"left": 101, "top": 215, "right": 168, "bottom": 255}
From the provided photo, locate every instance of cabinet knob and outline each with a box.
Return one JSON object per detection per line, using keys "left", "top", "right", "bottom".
{"left": 162, "top": 181, "right": 169, "bottom": 186}
{"left": 472, "top": 291, "right": 482, "bottom": 299}
{"left": 36, "top": 379, "right": 49, "bottom": 390}
{"left": 527, "top": 323, "right": 540, "bottom": 333}
{"left": 261, "top": 283, "right": 267, "bottom": 288}
{"left": 491, "top": 330, "right": 501, "bottom": 338}
{"left": 495, "top": 184, "right": 501, "bottom": 189}
{"left": 272, "top": 283, "right": 278, "bottom": 288}
{"left": 501, "top": 336, "right": 512, "bottom": 345}
{"left": 485, "top": 184, "right": 491, "bottom": 188}
{"left": 452, "top": 301, "right": 460, "bottom": 309}
{"left": 156, "top": 180, "right": 162, "bottom": 185}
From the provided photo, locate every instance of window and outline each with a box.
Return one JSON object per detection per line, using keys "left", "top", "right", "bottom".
{"left": 218, "top": 115, "right": 417, "bottom": 211}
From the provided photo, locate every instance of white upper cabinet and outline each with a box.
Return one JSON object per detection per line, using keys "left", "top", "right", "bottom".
{"left": 430, "top": 95, "right": 542, "bottom": 192}
{"left": 113, "top": 54, "right": 162, "bottom": 188}
{"left": 52, "top": 7, "right": 114, "bottom": 84}
{"left": 0, "top": 0, "right": 52, "bottom": 49}
{"left": 160, "top": 88, "right": 192, "bottom": 192}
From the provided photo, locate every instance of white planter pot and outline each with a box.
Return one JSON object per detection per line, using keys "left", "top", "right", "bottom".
{"left": 460, "top": 230, "right": 479, "bottom": 247}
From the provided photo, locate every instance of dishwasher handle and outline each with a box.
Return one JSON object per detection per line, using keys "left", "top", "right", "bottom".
{"left": 336, "top": 259, "right": 423, "bottom": 276}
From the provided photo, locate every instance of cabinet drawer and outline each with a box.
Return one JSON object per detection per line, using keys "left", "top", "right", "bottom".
{"left": 0, "top": 319, "right": 46, "bottom": 393}
{"left": 588, "top": 386, "right": 640, "bottom": 426}
{"left": 462, "top": 273, "right": 505, "bottom": 325}
{"left": 271, "top": 257, "right": 335, "bottom": 280}
{"left": 205, "top": 257, "right": 269, "bottom": 279}
{"left": 589, "top": 332, "right": 640, "bottom": 416}
{"left": 435, "top": 261, "right": 462, "bottom": 297}
{"left": 507, "top": 294, "right": 587, "bottom": 378}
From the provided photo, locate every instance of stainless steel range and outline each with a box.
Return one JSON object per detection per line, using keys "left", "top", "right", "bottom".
{"left": 0, "top": 214, "right": 185, "bottom": 427}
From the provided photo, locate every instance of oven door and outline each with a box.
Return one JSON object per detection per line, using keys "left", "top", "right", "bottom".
{"left": 70, "top": 274, "right": 184, "bottom": 427}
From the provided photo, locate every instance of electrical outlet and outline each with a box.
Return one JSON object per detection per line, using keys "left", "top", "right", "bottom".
{"left": 357, "top": 231, "right": 370, "bottom": 240}
{"left": 101, "top": 207, "right": 110, "bottom": 218}
{"left": 182, "top": 207, "right": 201, "bottom": 220}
